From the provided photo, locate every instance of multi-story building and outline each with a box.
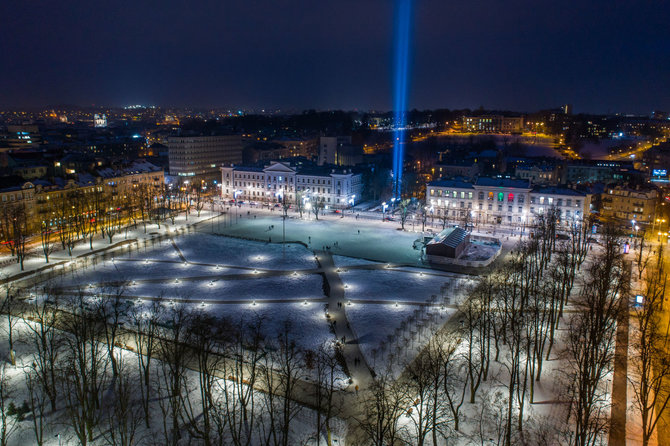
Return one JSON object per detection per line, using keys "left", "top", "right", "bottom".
{"left": 426, "top": 177, "right": 592, "bottom": 226}
{"left": 529, "top": 186, "right": 591, "bottom": 223}
{"left": 432, "top": 160, "right": 480, "bottom": 180}
{"left": 4, "top": 125, "right": 42, "bottom": 149}
{"left": 600, "top": 185, "right": 658, "bottom": 225}
{"left": 318, "top": 136, "right": 352, "bottom": 165}
{"left": 462, "top": 116, "right": 524, "bottom": 134}
{"left": 168, "top": 134, "right": 243, "bottom": 184}
{"left": 220, "top": 161, "right": 362, "bottom": 208}
{"left": 563, "top": 161, "right": 625, "bottom": 184}
{"left": 0, "top": 160, "right": 164, "bottom": 235}
{"left": 515, "top": 164, "right": 559, "bottom": 185}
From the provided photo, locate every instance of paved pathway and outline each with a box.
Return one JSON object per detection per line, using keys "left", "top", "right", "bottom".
{"left": 609, "top": 261, "right": 632, "bottom": 446}
{"left": 317, "top": 251, "right": 375, "bottom": 390}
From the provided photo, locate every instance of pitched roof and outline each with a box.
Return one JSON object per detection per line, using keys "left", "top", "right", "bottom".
{"left": 428, "top": 227, "right": 468, "bottom": 249}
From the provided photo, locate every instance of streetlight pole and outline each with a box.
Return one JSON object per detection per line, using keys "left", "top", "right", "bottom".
{"left": 276, "top": 192, "right": 286, "bottom": 259}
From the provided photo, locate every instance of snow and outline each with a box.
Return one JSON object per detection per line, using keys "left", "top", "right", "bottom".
{"left": 332, "top": 255, "right": 378, "bottom": 267}
{"left": 340, "top": 268, "right": 462, "bottom": 303}
{"left": 346, "top": 302, "right": 457, "bottom": 376}
{"left": 211, "top": 213, "right": 427, "bottom": 264}
{"left": 0, "top": 317, "right": 348, "bottom": 446}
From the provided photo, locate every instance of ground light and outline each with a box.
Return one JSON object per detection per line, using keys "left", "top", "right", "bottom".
{"left": 252, "top": 300, "right": 257, "bottom": 307}
{"left": 303, "top": 300, "right": 308, "bottom": 306}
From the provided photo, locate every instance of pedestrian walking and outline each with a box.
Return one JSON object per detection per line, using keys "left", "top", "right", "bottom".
{"left": 308, "top": 236, "right": 311, "bottom": 243}
{"left": 358, "top": 229, "right": 360, "bottom": 234}
{"left": 355, "top": 385, "right": 359, "bottom": 395}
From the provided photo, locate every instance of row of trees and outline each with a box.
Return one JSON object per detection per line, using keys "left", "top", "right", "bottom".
{"left": 353, "top": 216, "right": 603, "bottom": 445}
{"left": 1, "top": 288, "right": 347, "bottom": 445}
{"left": 0, "top": 183, "right": 198, "bottom": 270}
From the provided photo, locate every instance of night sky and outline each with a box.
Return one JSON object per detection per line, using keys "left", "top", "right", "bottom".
{"left": 2, "top": 0, "right": 669, "bottom": 113}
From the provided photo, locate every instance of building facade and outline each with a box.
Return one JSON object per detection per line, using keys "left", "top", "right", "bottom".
{"left": 600, "top": 185, "right": 658, "bottom": 225}
{"left": 318, "top": 136, "right": 352, "bottom": 166}
{"left": 462, "top": 116, "right": 524, "bottom": 133}
{"left": 220, "top": 161, "right": 362, "bottom": 208}
{"left": 426, "top": 177, "right": 591, "bottom": 226}
{"left": 168, "top": 134, "right": 243, "bottom": 184}
{"left": 0, "top": 160, "right": 164, "bottom": 236}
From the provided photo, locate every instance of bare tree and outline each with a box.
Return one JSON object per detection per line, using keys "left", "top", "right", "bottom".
{"left": 25, "top": 367, "right": 48, "bottom": 446}
{"left": 565, "top": 226, "right": 627, "bottom": 446}
{"left": 629, "top": 259, "right": 670, "bottom": 446}
{"left": 311, "top": 196, "right": 326, "bottom": 221}
{"left": 40, "top": 221, "right": 56, "bottom": 263}
{"left": 437, "top": 334, "right": 468, "bottom": 434}
{"left": 182, "top": 313, "right": 222, "bottom": 445}
{"left": 357, "top": 371, "right": 410, "bottom": 446}
{"left": 398, "top": 199, "right": 411, "bottom": 230}
{"left": 156, "top": 304, "right": 192, "bottom": 446}
{"left": 61, "top": 292, "right": 110, "bottom": 445}
{"left": 104, "top": 355, "right": 144, "bottom": 446}
{"left": 295, "top": 192, "right": 305, "bottom": 219}
{"left": 0, "top": 286, "right": 18, "bottom": 365}
{"left": 405, "top": 335, "right": 447, "bottom": 446}
{"left": 194, "top": 184, "right": 206, "bottom": 217}
{"left": 312, "top": 341, "right": 343, "bottom": 446}
{"left": 0, "top": 364, "right": 19, "bottom": 446}
{"left": 219, "top": 317, "right": 264, "bottom": 446}
{"left": 130, "top": 299, "right": 161, "bottom": 427}
{"left": 101, "top": 194, "right": 121, "bottom": 244}
{"left": 26, "top": 290, "right": 61, "bottom": 412}
{"left": 437, "top": 208, "right": 450, "bottom": 230}
{"left": 95, "top": 286, "right": 128, "bottom": 378}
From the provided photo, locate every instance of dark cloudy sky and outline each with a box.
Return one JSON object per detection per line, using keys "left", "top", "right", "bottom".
{"left": 1, "top": 0, "right": 669, "bottom": 113}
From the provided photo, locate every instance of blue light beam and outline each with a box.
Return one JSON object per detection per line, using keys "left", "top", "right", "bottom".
{"left": 392, "top": 0, "right": 413, "bottom": 199}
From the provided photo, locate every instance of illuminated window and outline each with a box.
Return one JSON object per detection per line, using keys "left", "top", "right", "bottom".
{"left": 498, "top": 192, "right": 504, "bottom": 202}
{"left": 508, "top": 193, "right": 514, "bottom": 202}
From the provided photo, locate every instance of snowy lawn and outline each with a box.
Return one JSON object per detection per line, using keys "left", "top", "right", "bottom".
{"left": 340, "top": 269, "right": 458, "bottom": 303}
{"left": 209, "top": 213, "right": 426, "bottom": 264}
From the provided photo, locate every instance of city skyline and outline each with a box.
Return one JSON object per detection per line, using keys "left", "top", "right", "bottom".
{"left": 1, "top": 0, "right": 669, "bottom": 114}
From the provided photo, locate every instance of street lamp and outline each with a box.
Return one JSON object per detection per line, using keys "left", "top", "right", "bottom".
{"left": 234, "top": 190, "right": 243, "bottom": 223}
{"left": 276, "top": 192, "right": 286, "bottom": 259}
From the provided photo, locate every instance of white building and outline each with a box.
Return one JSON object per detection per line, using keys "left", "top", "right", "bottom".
{"left": 426, "top": 177, "right": 591, "bottom": 226}
{"left": 220, "top": 161, "right": 363, "bottom": 208}
{"left": 94, "top": 114, "right": 107, "bottom": 128}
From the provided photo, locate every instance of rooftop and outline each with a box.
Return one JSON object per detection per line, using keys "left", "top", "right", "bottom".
{"left": 475, "top": 177, "right": 531, "bottom": 189}
{"left": 428, "top": 227, "right": 469, "bottom": 249}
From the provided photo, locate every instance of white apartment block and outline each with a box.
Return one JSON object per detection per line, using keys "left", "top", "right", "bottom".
{"left": 220, "top": 161, "right": 363, "bottom": 207}
{"left": 426, "top": 177, "right": 591, "bottom": 226}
